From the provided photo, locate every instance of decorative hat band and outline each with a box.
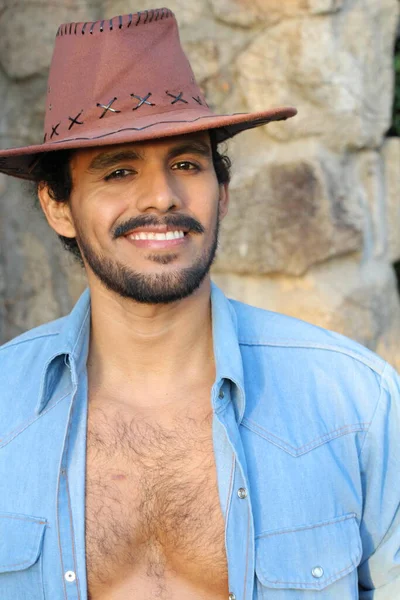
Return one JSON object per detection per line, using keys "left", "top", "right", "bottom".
{"left": 0, "top": 7, "right": 297, "bottom": 180}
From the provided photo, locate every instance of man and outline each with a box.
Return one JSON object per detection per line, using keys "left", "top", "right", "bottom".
{"left": 0, "top": 7, "right": 398, "bottom": 600}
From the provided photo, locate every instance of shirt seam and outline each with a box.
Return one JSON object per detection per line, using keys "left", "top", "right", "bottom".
{"left": 357, "top": 362, "right": 387, "bottom": 459}
{"left": 242, "top": 419, "right": 369, "bottom": 455}
{"left": 258, "top": 560, "right": 357, "bottom": 588}
{"left": 242, "top": 501, "right": 251, "bottom": 600}
{"left": 69, "top": 306, "right": 90, "bottom": 365}
{"left": 56, "top": 459, "right": 68, "bottom": 600}
{"left": 62, "top": 389, "right": 82, "bottom": 599}
{"left": 0, "top": 331, "right": 60, "bottom": 353}
{"left": 238, "top": 340, "right": 384, "bottom": 375}
{"left": 65, "top": 470, "right": 81, "bottom": 599}
{"left": 256, "top": 512, "right": 357, "bottom": 538}
{"left": 0, "top": 391, "right": 72, "bottom": 449}
{"left": 358, "top": 361, "right": 400, "bottom": 569}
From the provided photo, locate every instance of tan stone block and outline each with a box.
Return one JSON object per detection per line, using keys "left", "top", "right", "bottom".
{"left": 0, "top": 177, "right": 80, "bottom": 340}
{"left": 0, "top": 77, "right": 47, "bottom": 147}
{"left": 208, "top": 0, "right": 266, "bottom": 28}
{"left": 212, "top": 256, "right": 400, "bottom": 369}
{"left": 382, "top": 138, "right": 400, "bottom": 262}
{"left": 308, "top": 0, "right": 343, "bottom": 14}
{"left": 214, "top": 139, "right": 363, "bottom": 276}
{"left": 181, "top": 21, "right": 249, "bottom": 87}
{"left": 17, "top": 232, "right": 60, "bottom": 331}
{"left": 235, "top": 0, "right": 399, "bottom": 151}
{"left": 0, "top": 4, "right": 98, "bottom": 80}
{"left": 183, "top": 38, "right": 220, "bottom": 83}
{"left": 103, "top": 0, "right": 206, "bottom": 27}
{"left": 354, "top": 150, "right": 387, "bottom": 261}
{"left": 209, "top": 0, "right": 343, "bottom": 27}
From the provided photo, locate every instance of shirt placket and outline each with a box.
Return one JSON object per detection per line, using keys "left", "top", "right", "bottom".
{"left": 57, "top": 384, "right": 81, "bottom": 600}
{"left": 213, "top": 379, "right": 255, "bottom": 600}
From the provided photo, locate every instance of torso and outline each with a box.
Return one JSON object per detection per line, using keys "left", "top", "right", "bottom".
{"left": 85, "top": 395, "right": 229, "bottom": 600}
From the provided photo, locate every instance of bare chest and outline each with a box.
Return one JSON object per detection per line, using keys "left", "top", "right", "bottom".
{"left": 85, "top": 402, "right": 228, "bottom": 599}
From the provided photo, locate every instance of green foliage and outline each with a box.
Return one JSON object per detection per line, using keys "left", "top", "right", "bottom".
{"left": 389, "top": 38, "right": 400, "bottom": 137}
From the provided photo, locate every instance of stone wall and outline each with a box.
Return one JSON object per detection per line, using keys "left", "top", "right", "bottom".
{"left": 0, "top": 0, "right": 399, "bottom": 369}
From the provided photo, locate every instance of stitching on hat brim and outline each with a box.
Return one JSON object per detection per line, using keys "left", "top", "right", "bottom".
{"left": 0, "top": 109, "right": 297, "bottom": 181}
{"left": 41, "top": 111, "right": 294, "bottom": 147}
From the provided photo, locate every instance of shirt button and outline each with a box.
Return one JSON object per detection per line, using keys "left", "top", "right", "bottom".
{"left": 311, "top": 566, "right": 324, "bottom": 578}
{"left": 228, "top": 594, "right": 236, "bottom": 600}
{"left": 218, "top": 390, "right": 225, "bottom": 399}
{"left": 65, "top": 571, "right": 76, "bottom": 582}
{"left": 237, "top": 487, "right": 248, "bottom": 499}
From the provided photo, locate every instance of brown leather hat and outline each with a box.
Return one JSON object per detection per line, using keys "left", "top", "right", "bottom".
{"left": 0, "top": 7, "right": 297, "bottom": 181}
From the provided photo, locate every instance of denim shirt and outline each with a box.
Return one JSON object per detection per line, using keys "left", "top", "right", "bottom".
{"left": 0, "top": 282, "right": 399, "bottom": 600}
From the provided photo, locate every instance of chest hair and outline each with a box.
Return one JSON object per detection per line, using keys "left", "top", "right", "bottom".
{"left": 85, "top": 404, "right": 228, "bottom": 594}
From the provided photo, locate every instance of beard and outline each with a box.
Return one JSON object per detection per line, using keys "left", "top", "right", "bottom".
{"left": 74, "top": 211, "right": 220, "bottom": 304}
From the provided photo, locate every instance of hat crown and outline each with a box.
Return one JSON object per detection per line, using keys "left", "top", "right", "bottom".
{"left": 44, "top": 8, "right": 209, "bottom": 144}
{"left": 56, "top": 8, "right": 173, "bottom": 37}
{"left": 0, "top": 5, "right": 296, "bottom": 181}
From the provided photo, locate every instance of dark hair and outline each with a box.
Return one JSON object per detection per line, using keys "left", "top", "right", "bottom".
{"left": 33, "top": 130, "right": 231, "bottom": 266}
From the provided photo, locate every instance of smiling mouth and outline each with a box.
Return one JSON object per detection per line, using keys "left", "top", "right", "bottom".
{"left": 126, "top": 230, "right": 186, "bottom": 241}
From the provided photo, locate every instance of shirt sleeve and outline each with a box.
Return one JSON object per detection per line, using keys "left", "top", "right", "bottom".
{"left": 358, "top": 361, "right": 400, "bottom": 598}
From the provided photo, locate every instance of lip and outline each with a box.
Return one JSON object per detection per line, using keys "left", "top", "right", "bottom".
{"left": 124, "top": 232, "right": 188, "bottom": 250}
{"left": 124, "top": 225, "right": 190, "bottom": 236}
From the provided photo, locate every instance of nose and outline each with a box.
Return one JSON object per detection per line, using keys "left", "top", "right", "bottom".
{"left": 135, "top": 166, "right": 183, "bottom": 214}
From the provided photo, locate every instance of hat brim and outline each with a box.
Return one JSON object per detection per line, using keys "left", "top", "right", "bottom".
{"left": 0, "top": 106, "right": 297, "bottom": 181}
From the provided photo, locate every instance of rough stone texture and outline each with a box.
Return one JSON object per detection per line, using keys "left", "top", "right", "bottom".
{"left": 209, "top": 0, "right": 344, "bottom": 27}
{"left": 213, "top": 256, "right": 400, "bottom": 371}
{"left": 382, "top": 138, "right": 400, "bottom": 263}
{"left": 214, "top": 140, "right": 363, "bottom": 275}
{"left": 0, "top": 175, "right": 86, "bottom": 341}
{"left": 0, "top": 3, "right": 100, "bottom": 80}
{"left": 354, "top": 149, "right": 388, "bottom": 261}
{"left": 235, "top": 0, "right": 399, "bottom": 152}
{"left": 0, "top": 0, "right": 399, "bottom": 371}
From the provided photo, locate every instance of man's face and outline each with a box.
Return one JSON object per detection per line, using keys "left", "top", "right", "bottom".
{"left": 58, "top": 132, "right": 228, "bottom": 303}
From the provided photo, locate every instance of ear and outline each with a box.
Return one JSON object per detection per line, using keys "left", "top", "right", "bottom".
{"left": 37, "top": 183, "right": 77, "bottom": 238}
{"left": 218, "top": 182, "right": 229, "bottom": 220}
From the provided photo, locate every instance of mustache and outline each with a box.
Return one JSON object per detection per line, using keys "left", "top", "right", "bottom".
{"left": 113, "top": 214, "right": 205, "bottom": 239}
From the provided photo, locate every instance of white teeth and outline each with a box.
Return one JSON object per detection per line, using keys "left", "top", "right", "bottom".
{"left": 129, "top": 230, "right": 185, "bottom": 241}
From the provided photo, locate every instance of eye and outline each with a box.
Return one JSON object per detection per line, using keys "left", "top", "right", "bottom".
{"left": 171, "top": 161, "right": 199, "bottom": 171}
{"left": 104, "top": 168, "right": 134, "bottom": 181}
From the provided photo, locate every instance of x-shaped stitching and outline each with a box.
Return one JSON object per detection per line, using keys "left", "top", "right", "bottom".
{"left": 166, "top": 91, "right": 188, "bottom": 105}
{"left": 131, "top": 93, "right": 155, "bottom": 110}
{"left": 96, "top": 97, "right": 121, "bottom": 119}
{"left": 51, "top": 123, "right": 60, "bottom": 139}
{"left": 68, "top": 110, "right": 84, "bottom": 130}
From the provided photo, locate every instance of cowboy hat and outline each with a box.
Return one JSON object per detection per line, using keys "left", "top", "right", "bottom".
{"left": 0, "top": 7, "right": 297, "bottom": 181}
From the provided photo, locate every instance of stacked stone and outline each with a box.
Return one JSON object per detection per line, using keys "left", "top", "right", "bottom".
{"left": 0, "top": 0, "right": 399, "bottom": 369}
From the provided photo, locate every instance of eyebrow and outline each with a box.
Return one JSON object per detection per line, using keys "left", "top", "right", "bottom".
{"left": 87, "top": 150, "right": 143, "bottom": 172}
{"left": 87, "top": 140, "right": 212, "bottom": 173}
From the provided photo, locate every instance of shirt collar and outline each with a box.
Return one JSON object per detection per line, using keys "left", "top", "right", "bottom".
{"left": 211, "top": 282, "right": 246, "bottom": 421}
{"left": 35, "top": 288, "right": 91, "bottom": 415}
{"left": 36, "top": 283, "right": 246, "bottom": 420}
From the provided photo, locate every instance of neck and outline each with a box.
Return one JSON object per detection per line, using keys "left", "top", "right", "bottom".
{"left": 86, "top": 277, "right": 215, "bottom": 410}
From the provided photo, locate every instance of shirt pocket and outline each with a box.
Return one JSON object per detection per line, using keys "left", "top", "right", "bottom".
{"left": 0, "top": 512, "right": 47, "bottom": 600}
{"left": 255, "top": 513, "right": 361, "bottom": 598}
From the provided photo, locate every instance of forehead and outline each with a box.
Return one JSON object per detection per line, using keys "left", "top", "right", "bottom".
{"left": 73, "top": 131, "right": 212, "bottom": 165}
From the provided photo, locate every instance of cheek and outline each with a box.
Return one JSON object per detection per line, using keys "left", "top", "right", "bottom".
{"left": 193, "top": 180, "right": 220, "bottom": 221}
{"left": 73, "top": 188, "right": 127, "bottom": 239}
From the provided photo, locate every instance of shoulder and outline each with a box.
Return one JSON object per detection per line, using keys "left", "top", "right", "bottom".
{"left": 230, "top": 299, "right": 400, "bottom": 442}
{"left": 230, "top": 298, "right": 387, "bottom": 376}
{"left": 0, "top": 317, "right": 66, "bottom": 363}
